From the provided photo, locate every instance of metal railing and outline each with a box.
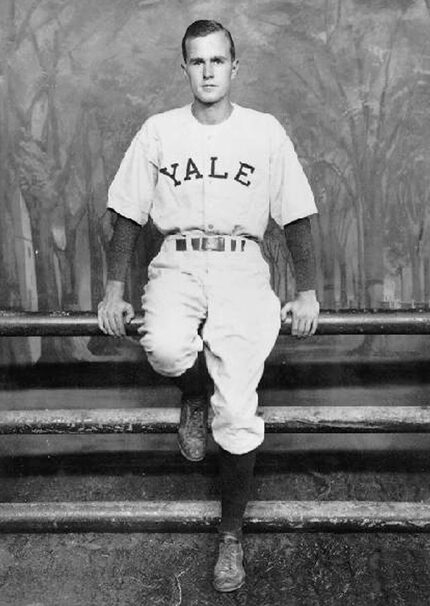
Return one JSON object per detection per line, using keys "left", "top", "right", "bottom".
{"left": 1, "top": 309, "right": 430, "bottom": 336}
{"left": 0, "top": 309, "right": 429, "bottom": 532}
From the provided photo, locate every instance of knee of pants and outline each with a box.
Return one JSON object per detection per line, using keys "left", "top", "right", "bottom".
{"left": 139, "top": 326, "right": 201, "bottom": 377}
{"left": 211, "top": 410, "right": 264, "bottom": 455}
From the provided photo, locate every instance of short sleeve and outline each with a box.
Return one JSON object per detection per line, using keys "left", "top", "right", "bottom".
{"left": 107, "top": 119, "right": 159, "bottom": 226}
{"left": 269, "top": 119, "right": 317, "bottom": 227}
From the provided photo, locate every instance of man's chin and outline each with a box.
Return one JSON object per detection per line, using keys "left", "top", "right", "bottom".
{"left": 195, "top": 92, "right": 223, "bottom": 105}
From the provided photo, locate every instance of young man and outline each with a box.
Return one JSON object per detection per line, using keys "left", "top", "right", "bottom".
{"left": 98, "top": 20, "right": 319, "bottom": 593}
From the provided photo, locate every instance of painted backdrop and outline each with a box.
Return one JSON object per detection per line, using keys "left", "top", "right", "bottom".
{"left": 1, "top": 0, "right": 430, "bottom": 363}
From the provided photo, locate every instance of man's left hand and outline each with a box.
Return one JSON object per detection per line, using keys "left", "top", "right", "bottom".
{"left": 281, "top": 290, "right": 320, "bottom": 338}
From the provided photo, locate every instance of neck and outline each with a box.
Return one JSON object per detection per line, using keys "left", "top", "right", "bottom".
{"left": 191, "top": 98, "right": 234, "bottom": 125}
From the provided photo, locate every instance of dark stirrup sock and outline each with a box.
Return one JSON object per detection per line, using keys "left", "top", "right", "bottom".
{"left": 218, "top": 446, "right": 257, "bottom": 536}
{"left": 172, "top": 352, "right": 208, "bottom": 398}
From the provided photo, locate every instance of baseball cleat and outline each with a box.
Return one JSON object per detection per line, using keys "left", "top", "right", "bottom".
{"left": 177, "top": 394, "right": 208, "bottom": 462}
{"left": 213, "top": 532, "right": 245, "bottom": 592}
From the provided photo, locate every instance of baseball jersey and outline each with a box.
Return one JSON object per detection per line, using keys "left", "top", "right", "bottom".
{"left": 108, "top": 103, "right": 317, "bottom": 240}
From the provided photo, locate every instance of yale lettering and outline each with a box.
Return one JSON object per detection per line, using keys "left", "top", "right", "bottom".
{"left": 234, "top": 162, "right": 255, "bottom": 187}
{"left": 160, "top": 157, "right": 255, "bottom": 187}
{"left": 159, "top": 163, "right": 181, "bottom": 187}
{"left": 184, "top": 158, "right": 203, "bottom": 181}
{"left": 209, "top": 156, "right": 228, "bottom": 179}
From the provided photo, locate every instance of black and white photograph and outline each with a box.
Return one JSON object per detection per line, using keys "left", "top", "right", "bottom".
{"left": 0, "top": 1, "right": 430, "bottom": 604}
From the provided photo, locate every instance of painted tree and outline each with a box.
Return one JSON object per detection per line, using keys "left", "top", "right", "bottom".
{"left": 248, "top": 0, "right": 428, "bottom": 308}
{"left": 387, "top": 157, "right": 430, "bottom": 303}
{"left": 385, "top": 3, "right": 430, "bottom": 304}
{"left": 311, "top": 162, "right": 354, "bottom": 308}
{"left": 1, "top": 0, "right": 158, "bottom": 360}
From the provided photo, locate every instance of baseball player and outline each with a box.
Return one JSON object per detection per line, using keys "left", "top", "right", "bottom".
{"left": 98, "top": 20, "right": 319, "bottom": 593}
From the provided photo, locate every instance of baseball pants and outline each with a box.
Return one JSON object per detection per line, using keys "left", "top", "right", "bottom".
{"left": 139, "top": 235, "right": 281, "bottom": 454}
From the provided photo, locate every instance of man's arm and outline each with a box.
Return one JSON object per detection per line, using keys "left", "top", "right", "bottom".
{"left": 97, "top": 213, "right": 141, "bottom": 336}
{"left": 281, "top": 216, "right": 320, "bottom": 337}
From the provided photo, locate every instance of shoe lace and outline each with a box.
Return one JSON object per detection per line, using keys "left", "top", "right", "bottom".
{"left": 187, "top": 402, "right": 206, "bottom": 438}
{"left": 218, "top": 541, "right": 239, "bottom": 574}
{"left": 190, "top": 404, "right": 202, "bottom": 419}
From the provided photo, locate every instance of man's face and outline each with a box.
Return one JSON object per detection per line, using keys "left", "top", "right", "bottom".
{"left": 182, "top": 31, "right": 239, "bottom": 105}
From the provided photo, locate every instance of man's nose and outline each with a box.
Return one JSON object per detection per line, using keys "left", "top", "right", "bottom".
{"left": 203, "top": 63, "right": 214, "bottom": 79}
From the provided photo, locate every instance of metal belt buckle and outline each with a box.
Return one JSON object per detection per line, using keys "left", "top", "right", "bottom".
{"left": 191, "top": 238, "right": 201, "bottom": 250}
{"left": 203, "top": 237, "right": 224, "bottom": 251}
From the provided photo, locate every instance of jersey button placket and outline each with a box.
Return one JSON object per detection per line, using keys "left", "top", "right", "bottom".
{"left": 199, "top": 134, "right": 208, "bottom": 237}
{"left": 207, "top": 166, "right": 214, "bottom": 233}
{"left": 206, "top": 132, "right": 216, "bottom": 234}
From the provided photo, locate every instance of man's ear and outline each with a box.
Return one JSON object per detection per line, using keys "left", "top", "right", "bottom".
{"left": 181, "top": 63, "right": 188, "bottom": 79}
{"left": 231, "top": 59, "right": 239, "bottom": 80}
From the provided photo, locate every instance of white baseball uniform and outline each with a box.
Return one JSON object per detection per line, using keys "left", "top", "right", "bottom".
{"left": 108, "top": 103, "right": 317, "bottom": 454}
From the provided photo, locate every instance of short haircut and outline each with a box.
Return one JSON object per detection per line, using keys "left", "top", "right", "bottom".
{"left": 182, "top": 20, "right": 236, "bottom": 61}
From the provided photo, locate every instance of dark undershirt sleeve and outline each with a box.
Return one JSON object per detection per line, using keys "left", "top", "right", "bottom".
{"left": 283, "top": 217, "right": 317, "bottom": 292}
{"left": 106, "top": 213, "right": 142, "bottom": 282}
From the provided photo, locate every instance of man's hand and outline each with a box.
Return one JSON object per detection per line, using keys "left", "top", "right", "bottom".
{"left": 97, "top": 280, "right": 135, "bottom": 337}
{"left": 281, "top": 290, "right": 319, "bottom": 338}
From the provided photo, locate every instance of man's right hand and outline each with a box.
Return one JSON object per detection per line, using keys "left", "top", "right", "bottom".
{"left": 97, "top": 280, "right": 135, "bottom": 337}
